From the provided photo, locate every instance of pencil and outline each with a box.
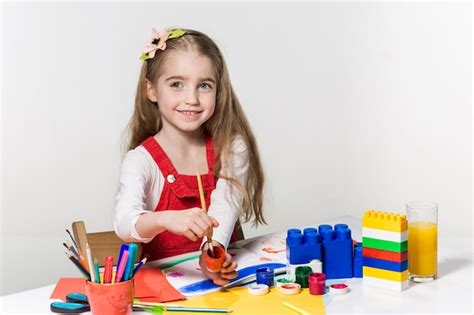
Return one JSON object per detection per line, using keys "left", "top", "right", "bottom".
{"left": 282, "top": 302, "right": 310, "bottom": 315}
{"left": 132, "top": 257, "right": 147, "bottom": 277}
{"left": 66, "top": 252, "right": 91, "bottom": 280}
{"left": 86, "top": 243, "right": 95, "bottom": 283}
{"left": 196, "top": 171, "right": 214, "bottom": 257}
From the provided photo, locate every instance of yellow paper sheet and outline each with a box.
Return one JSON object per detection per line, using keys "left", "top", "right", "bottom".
{"left": 168, "top": 287, "right": 325, "bottom": 314}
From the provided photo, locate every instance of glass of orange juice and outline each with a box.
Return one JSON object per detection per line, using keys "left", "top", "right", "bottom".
{"left": 406, "top": 201, "right": 438, "bottom": 282}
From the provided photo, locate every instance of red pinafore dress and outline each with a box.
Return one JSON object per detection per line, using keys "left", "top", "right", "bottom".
{"left": 140, "top": 136, "right": 236, "bottom": 261}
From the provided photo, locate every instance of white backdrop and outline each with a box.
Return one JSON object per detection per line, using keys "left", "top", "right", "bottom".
{"left": 1, "top": 2, "right": 471, "bottom": 295}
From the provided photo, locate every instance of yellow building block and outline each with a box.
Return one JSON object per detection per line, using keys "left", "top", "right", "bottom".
{"left": 362, "top": 210, "right": 407, "bottom": 232}
{"left": 363, "top": 266, "right": 408, "bottom": 282}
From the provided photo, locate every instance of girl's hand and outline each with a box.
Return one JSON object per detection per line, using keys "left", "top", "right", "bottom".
{"left": 199, "top": 244, "right": 238, "bottom": 286}
{"left": 162, "top": 207, "right": 219, "bottom": 241}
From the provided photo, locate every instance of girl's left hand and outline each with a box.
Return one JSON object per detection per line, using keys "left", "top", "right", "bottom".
{"left": 199, "top": 245, "right": 238, "bottom": 286}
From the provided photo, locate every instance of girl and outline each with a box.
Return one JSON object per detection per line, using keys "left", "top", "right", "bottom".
{"left": 115, "top": 27, "right": 265, "bottom": 285}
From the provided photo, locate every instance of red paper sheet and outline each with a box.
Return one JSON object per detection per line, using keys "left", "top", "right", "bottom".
{"left": 50, "top": 267, "right": 185, "bottom": 302}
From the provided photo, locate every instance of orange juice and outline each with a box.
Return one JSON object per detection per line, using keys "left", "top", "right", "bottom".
{"left": 408, "top": 222, "right": 437, "bottom": 277}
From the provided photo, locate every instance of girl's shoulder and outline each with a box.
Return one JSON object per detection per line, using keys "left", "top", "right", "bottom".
{"left": 121, "top": 145, "right": 157, "bottom": 175}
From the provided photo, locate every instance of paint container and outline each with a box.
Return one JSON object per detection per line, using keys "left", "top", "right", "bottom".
{"left": 85, "top": 279, "right": 134, "bottom": 315}
{"left": 248, "top": 283, "right": 269, "bottom": 296}
{"left": 279, "top": 283, "right": 301, "bottom": 295}
{"left": 295, "top": 266, "right": 313, "bottom": 288}
{"left": 308, "top": 273, "right": 326, "bottom": 295}
{"left": 204, "top": 246, "right": 225, "bottom": 272}
{"left": 256, "top": 267, "right": 275, "bottom": 287}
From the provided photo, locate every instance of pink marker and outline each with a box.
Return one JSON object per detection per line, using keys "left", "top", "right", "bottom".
{"left": 115, "top": 250, "right": 129, "bottom": 283}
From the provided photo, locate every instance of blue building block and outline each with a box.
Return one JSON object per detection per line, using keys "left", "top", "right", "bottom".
{"left": 353, "top": 242, "right": 363, "bottom": 278}
{"left": 363, "top": 257, "right": 408, "bottom": 272}
{"left": 286, "top": 228, "right": 322, "bottom": 264}
{"left": 320, "top": 224, "right": 353, "bottom": 279}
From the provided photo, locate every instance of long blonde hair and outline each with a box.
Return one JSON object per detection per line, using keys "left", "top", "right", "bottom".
{"left": 127, "top": 29, "right": 266, "bottom": 225}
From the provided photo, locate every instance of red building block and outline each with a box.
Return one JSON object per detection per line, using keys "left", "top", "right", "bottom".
{"left": 362, "top": 247, "right": 407, "bottom": 263}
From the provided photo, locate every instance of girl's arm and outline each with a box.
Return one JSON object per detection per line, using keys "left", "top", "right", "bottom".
{"left": 115, "top": 147, "right": 158, "bottom": 243}
{"left": 203, "top": 136, "right": 249, "bottom": 249}
{"left": 115, "top": 147, "right": 217, "bottom": 242}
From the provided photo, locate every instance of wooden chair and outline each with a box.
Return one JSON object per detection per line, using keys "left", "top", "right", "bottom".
{"left": 234, "top": 220, "right": 245, "bottom": 242}
{"left": 72, "top": 221, "right": 142, "bottom": 267}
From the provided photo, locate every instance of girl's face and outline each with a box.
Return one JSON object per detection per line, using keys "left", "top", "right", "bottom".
{"left": 146, "top": 49, "right": 217, "bottom": 135}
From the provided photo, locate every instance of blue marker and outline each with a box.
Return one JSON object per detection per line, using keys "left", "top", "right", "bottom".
{"left": 123, "top": 243, "right": 138, "bottom": 281}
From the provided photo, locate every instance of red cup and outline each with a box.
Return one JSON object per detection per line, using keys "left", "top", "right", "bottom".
{"left": 85, "top": 280, "right": 134, "bottom": 315}
{"left": 204, "top": 246, "right": 225, "bottom": 272}
{"left": 308, "top": 272, "right": 326, "bottom": 295}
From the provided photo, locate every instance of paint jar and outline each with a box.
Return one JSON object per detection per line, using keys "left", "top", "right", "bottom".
{"left": 295, "top": 266, "right": 312, "bottom": 288}
{"left": 406, "top": 201, "right": 438, "bottom": 282}
{"left": 308, "top": 273, "right": 326, "bottom": 295}
{"left": 204, "top": 246, "right": 225, "bottom": 272}
{"left": 85, "top": 279, "right": 134, "bottom": 315}
{"left": 256, "top": 267, "right": 275, "bottom": 287}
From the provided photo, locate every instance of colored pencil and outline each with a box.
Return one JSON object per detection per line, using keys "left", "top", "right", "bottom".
{"left": 115, "top": 250, "right": 129, "bottom": 283}
{"left": 196, "top": 171, "right": 214, "bottom": 257}
{"left": 85, "top": 243, "right": 95, "bottom": 283}
{"left": 282, "top": 302, "right": 310, "bottom": 315}
{"left": 132, "top": 258, "right": 147, "bottom": 276}
{"left": 66, "top": 252, "right": 91, "bottom": 280}
{"left": 93, "top": 257, "right": 101, "bottom": 283}
{"left": 165, "top": 306, "right": 232, "bottom": 313}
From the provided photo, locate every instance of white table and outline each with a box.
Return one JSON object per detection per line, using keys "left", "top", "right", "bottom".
{"left": 1, "top": 216, "right": 472, "bottom": 314}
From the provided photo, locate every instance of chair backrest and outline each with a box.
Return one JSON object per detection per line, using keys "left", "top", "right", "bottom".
{"left": 234, "top": 219, "right": 245, "bottom": 242}
{"left": 72, "top": 221, "right": 142, "bottom": 267}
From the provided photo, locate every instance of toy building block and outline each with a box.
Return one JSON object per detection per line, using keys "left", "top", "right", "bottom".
{"left": 363, "top": 257, "right": 407, "bottom": 272}
{"left": 288, "top": 259, "right": 322, "bottom": 282}
{"left": 362, "top": 227, "right": 407, "bottom": 243}
{"left": 320, "top": 224, "right": 353, "bottom": 279}
{"left": 362, "top": 237, "right": 407, "bottom": 252}
{"left": 363, "top": 275, "right": 408, "bottom": 291}
{"left": 353, "top": 243, "right": 363, "bottom": 278}
{"left": 363, "top": 266, "right": 408, "bottom": 282}
{"left": 362, "top": 210, "right": 407, "bottom": 232}
{"left": 362, "top": 247, "right": 408, "bottom": 263}
{"left": 286, "top": 228, "right": 322, "bottom": 265}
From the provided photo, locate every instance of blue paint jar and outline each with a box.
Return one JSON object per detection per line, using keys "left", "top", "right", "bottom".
{"left": 256, "top": 267, "right": 274, "bottom": 287}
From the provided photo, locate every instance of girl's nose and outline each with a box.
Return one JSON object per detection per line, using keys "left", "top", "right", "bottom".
{"left": 184, "top": 90, "right": 199, "bottom": 105}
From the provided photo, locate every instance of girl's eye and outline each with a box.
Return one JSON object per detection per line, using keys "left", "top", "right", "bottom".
{"left": 170, "top": 81, "right": 183, "bottom": 88}
{"left": 199, "top": 83, "right": 212, "bottom": 90}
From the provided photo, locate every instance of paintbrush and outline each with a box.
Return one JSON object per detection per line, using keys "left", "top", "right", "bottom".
{"left": 196, "top": 170, "right": 215, "bottom": 258}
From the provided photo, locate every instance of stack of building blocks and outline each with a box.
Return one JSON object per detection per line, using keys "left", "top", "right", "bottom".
{"left": 286, "top": 228, "right": 322, "bottom": 281}
{"left": 362, "top": 210, "right": 408, "bottom": 291}
{"left": 319, "top": 224, "right": 353, "bottom": 279}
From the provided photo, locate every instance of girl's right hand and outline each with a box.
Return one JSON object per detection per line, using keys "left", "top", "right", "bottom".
{"left": 162, "top": 207, "right": 219, "bottom": 241}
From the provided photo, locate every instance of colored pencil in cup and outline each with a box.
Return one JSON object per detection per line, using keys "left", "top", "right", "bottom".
{"left": 93, "top": 257, "right": 101, "bottom": 283}
{"left": 65, "top": 252, "right": 91, "bottom": 280}
{"left": 85, "top": 243, "right": 95, "bottom": 283}
{"left": 196, "top": 171, "right": 214, "bottom": 257}
{"left": 132, "top": 258, "right": 147, "bottom": 277}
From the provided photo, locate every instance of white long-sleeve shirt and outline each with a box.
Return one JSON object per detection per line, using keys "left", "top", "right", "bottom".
{"left": 114, "top": 137, "right": 248, "bottom": 249}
